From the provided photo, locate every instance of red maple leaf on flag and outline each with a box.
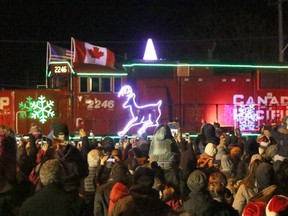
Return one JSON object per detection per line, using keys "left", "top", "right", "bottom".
{"left": 88, "top": 47, "right": 104, "bottom": 59}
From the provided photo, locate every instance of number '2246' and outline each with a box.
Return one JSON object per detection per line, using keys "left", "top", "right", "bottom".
{"left": 87, "top": 99, "right": 115, "bottom": 109}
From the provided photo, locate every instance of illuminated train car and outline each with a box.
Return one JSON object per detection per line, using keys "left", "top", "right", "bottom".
{"left": 123, "top": 62, "right": 288, "bottom": 133}
{"left": 1, "top": 60, "right": 288, "bottom": 136}
{"left": 0, "top": 62, "right": 128, "bottom": 135}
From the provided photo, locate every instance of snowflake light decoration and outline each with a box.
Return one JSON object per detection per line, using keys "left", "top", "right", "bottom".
{"left": 31, "top": 95, "right": 55, "bottom": 123}
{"left": 234, "top": 104, "right": 258, "bottom": 131}
{"left": 19, "top": 96, "right": 34, "bottom": 118}
{"left": 19, "top": 95, "right": 55, "bottom": 124}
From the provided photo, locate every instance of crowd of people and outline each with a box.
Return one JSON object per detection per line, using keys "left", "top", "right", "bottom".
{"left": 1, "top": 118, "right": 288, "bottom": 216}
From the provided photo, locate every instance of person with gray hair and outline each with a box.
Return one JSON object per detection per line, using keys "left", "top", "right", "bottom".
{"left": 39, "top": 159, "right": 61, "bottom": 185}
{"left": 19, "top": 159, "right": 87, "bottom": 216}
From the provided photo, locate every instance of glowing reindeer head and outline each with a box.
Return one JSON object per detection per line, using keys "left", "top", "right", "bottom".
{"left": 118, "top": 85, "right": 134, "bottom": 98}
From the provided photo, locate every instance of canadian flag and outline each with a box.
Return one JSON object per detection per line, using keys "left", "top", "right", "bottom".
{"left": 72, "top": 38, "right": 115, "bottom": 67}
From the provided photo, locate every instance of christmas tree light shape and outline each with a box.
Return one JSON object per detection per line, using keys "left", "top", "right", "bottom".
{"left": 143, "top": 38, "right": 158, "bottom": 60}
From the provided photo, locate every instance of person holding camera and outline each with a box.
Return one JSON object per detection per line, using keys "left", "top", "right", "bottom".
{"left": 95, "top": 147, "right": 123, "bottom": 186}
{"left": 94, "top": 162, "right": 129, "bottom": 216}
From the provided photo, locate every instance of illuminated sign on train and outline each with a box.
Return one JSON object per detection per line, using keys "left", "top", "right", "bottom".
{"left": 233, "top": 93, "right": 288, "bottom": 130}
{"left": 0, "top": 97, "right": 9, "bottom": 109}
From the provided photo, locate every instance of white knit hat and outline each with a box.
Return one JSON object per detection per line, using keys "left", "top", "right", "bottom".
{"left": 266, "top": 195, "right": 288, "bottom": 216}
{"left": 204, "top": 143, "right": 217, "bottom": 157}
{"left": 87, "top": 149, "right": 100, "bottom": 167}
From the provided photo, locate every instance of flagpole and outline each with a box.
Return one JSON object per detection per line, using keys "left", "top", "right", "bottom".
{"left": 71, "top": 37, "right": 74, "bottom": 92}
{"left": 45, "top": 42, "right": 50, "bottom": 88}
{"left": 71, "top": 37, "right": 74, "bottom": 68}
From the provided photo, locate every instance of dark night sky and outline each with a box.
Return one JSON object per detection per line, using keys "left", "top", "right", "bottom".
{"left": 0, "top": 0, "right": 286, "bottom": 88}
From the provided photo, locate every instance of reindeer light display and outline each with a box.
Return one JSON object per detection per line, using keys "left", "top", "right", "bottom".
{"left": 118, "top": 85, "right": 162, "bottom": 136}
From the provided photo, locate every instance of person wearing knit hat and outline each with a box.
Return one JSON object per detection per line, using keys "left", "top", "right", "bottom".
{"left": 52, "top": 122, "right": 70, "bottom": 141}
{"left": 179, "top": 169, "right": 213, "bottom": 215}
{"left": 266, "top": 195, "right": 288, "bottom": 216}
{"left": 85, "top": 149, "right": 101, "bottom": 215}
{"left": 41, "top": 123, "right": 89, "bottom": 195}
{"left": 87, "top": 149, "right": 101, "bottom": 168}
{"left": 242, "top": 201, "right": 266, "bottom": 216}
{"left": 197, "top": 143, "right": 219, "bottom": 176}
{"left": 149, "top": 124, "right": 180, "bottom": 171}
{"left": 186, "top": 169, "right": 208, "bottom": 192}
{"left": 220, "top": 154, "right": 235, "bottom": 178}
{"left": 215, "top": 143, "right": 228, "bottom": 161}
{"left": 257, "top": 134, "right": 271, "bottom": 146}
{"left": 205, "top": 143, "right": 217, "bottom": 157}
{"left": 257, "top": 134, "right": 271, "bottom": 156}
{"left": 101, "top": 136, "right": 115, "bottom": 155}
{"left": 177, "top": 169, "right": 238, "bottom": 216}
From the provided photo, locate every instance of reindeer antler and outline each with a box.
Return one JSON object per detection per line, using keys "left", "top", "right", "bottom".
{"left": 118, "top": 85, "right": 133, "bottom": 98}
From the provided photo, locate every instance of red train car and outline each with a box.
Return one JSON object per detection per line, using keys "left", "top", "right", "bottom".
{"left": 1, "top": 60, "right": 288, "bottom": 136}
{"left": 123, "top": 62, "right": 288, "bottom": 134}
{"left": 0, "top": 61, "right": 128, "bottom": 136}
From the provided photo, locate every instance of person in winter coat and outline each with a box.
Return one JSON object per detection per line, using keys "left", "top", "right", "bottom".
{"left": 208, "top": 171, "right": 233, "bottom": 205}
{"left": 232, "top": 159, "right": 262, "bottom": 215}
{"left": 177, "top": 137, "right": 197, "bottom": 201}
{"left": 40, "top": 122, "right": 89, "bottom": 195}
{"left": 149, "top": 124, "right": 180, "bottom": 171}
{"left": 84, "top": 149, "right": 102, "bottom": 216}
{"left": 94, "top": 163, "right": 130, "bottom": 216}
{"left": 176, "top": 169, "right": 237, "bottom": 216}
{"left": 110, "top": 166, "right": 172, "bottom": 216}
{"left": 149, "top": 124, "right": 180, "bottom": 192}
{"left": 197, "top": 143, "right": 219, "bottom": 176}
{"left": 19, "top": 159, "right": 87, "bottom": 216}
{"left": 0, "top": 125, "right": 18, "bottom": 216}
{"left": 108, "top": 181, "right": 129, "bottom": 216}
{"left": 248, "top": 161, "right": 278, "bottom": 204}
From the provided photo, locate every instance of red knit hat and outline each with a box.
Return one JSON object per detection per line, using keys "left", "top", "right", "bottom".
{"left": 242, "top": 201, "right": 266, "bottom": 216}
{"left": 266, "top": 195, "right": 288, "bottom": 216}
